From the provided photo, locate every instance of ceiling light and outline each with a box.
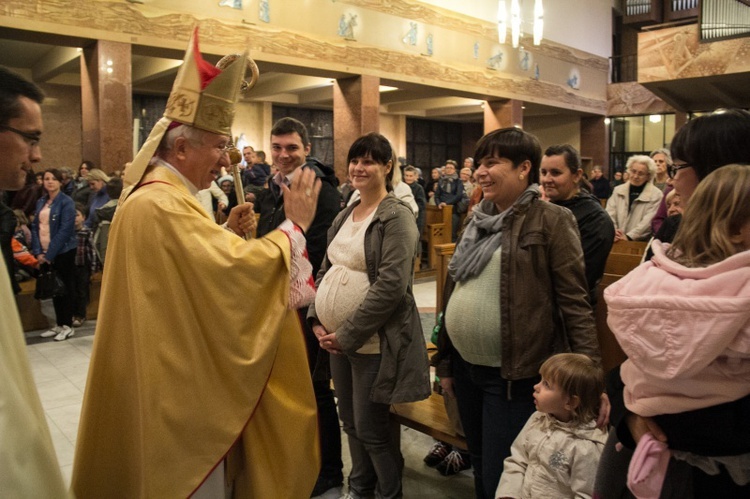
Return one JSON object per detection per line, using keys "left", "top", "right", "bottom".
{"left": 497, "top": 1, "right": 507, "bottom": 44}
{"left": 533, "top": 0, "right": 544, "bottom": 46}
{"left": 511, "top": 0, "right": 521, "bottom": 48}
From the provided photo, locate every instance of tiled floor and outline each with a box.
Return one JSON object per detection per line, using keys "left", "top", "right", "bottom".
{"left": 25, "top": 278, "right": 474, "bottom": 497}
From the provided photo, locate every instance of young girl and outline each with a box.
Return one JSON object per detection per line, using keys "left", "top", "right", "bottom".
{"left": 496, "top": 353, "right": 607, "bottom": 499}
{"left": 605, "top": 164, "right": 750, "bottom": 495}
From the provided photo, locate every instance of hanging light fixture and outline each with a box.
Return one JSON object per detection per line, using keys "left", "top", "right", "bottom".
{"left": 511, "top": 0, "right": 521, "bottom": 48}
{"left": 497, "top": 0, "right": 507, "bottom": 44}
{"left": 533, "top": 0, "right": 544, "bottom": 46}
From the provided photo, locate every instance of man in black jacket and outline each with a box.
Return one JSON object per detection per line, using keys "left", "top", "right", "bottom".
{"left": 255, "top": 117, "right": 343, "bottom": 496}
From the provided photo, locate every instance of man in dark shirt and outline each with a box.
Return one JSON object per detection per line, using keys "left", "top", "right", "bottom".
{"left": 590, "top": 165, "right": 612, "bottom": 200}
{"left": 255, "top": 117, "right": 343, "bottom": 496}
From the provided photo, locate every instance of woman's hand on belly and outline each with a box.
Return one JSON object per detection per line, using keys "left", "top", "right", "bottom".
{"left": 319, "top": 331, "right": 343, "bottom": 355}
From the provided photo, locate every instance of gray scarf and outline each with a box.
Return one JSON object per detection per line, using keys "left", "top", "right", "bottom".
{"left": 448, "top": 185, "right": 539, "bottom": 282}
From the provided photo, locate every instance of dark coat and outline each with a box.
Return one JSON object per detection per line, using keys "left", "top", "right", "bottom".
{"left": 255, "top": 158, "right": 340, "bottom": 277}
{"left": 554, "top": 192, "right": 614, "bottom": 306}
{"left": 0, "top": 202, "right": 19, "bottom": 294}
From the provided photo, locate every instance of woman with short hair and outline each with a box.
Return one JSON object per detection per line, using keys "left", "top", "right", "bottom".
{"left": 606, "top": 155, "right": 663, "bottom": 241}
{"left": 433, "top": 128, "right": 601, "bottom": 499}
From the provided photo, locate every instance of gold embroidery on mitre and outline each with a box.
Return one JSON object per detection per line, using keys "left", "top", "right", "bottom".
{"left": 163, "top": 28, "right": 246, "bottom": 136}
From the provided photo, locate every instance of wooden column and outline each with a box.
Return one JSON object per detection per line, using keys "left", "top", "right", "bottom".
{"left": 333, "top": 75, "right": 380, "bottom": 184}
{"left": 81, "top": 40, "right": 132, "bottom": 173}
{"left": 580, "top": 116, "right": 609, "bottom": 174}
{"left": 483, "top": 99, "right": 523, "bottom": 134}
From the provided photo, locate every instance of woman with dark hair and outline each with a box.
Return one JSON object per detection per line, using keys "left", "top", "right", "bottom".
{"left": 432, "top": 128, "right": 601, "bottom": 499}
{"left": 596, "top": 108, "right": 750, "bottom": 498}
{"left": 73, "top": 160, "right": 94, "bottom": 206}
{"left": 309, "top": 132, "right": 430, "bottom": 499}
{"left": 540, "top": 144, "right": 615, "bottom": 306}
{"left": 31, "top": 168, "right": 78, "bottom": 341}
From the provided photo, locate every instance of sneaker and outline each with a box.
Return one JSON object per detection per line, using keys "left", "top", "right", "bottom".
{"left": 41, "top": 326, "right": 61, "bottom": 338}
{"left": 72, "top": 317, "right": 83, "bottom": 327}
{"left": 436, "top": 450, "right": 471, "bottom": 476}
{"left": 54, "top": 326, "right": 75, "bottom": 341}
{"left": 423, "top": 441, "right": 451, "bottom": 467}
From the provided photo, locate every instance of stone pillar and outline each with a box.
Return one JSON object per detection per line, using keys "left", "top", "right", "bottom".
{"left": 333, "top": 75, "right": 380, "bottom": 184}
{"left": 674, "top": 110, "right": 689, "bottom": 132}
{"left": 580, "top": 116, "right": 609, "bottom": 174}
{"left": 81, "top": 40, "right": 132, "bottom": 174}
{"left": 483, "top": 99, "right": 523, "bottom": 134}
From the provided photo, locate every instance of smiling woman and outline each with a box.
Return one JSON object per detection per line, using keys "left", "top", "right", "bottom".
{"left": 541, "top": 144, "right": 614, "bottom": 305}
{"left": 309, "top": 132, "right": 430, "bottom": 499}
{"left": 432, "top": 127, "right": 601, "bottom": 499}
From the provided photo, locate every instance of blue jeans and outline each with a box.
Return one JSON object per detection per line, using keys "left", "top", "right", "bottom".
{"left": 331, "top": 352, "right": 403, "bottom": 499}
{"left": 452, "top": 353, "right": 538, "bottom": 499}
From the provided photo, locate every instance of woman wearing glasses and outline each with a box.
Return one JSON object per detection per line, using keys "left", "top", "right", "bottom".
{"left": 605, "top": 155, "right": 663, "bottom": 242}
{"left": 596, "top": 108, "right": 750, "bottom": 497}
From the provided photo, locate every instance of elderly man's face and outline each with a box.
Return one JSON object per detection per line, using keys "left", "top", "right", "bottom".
{"left": 0, "top": 96, "right": 43, "bottom": 190}
{"left": 180, "top": 131, "right": 231, "bottom": 190}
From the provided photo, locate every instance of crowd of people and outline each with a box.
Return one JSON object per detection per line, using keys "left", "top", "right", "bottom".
{"left": 1, "top": 44, "right": 749, "bottom": 499}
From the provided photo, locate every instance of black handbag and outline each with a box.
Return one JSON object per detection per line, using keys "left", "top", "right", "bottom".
{"left": 34, "top": 265, "right": 66, "bottom": 300}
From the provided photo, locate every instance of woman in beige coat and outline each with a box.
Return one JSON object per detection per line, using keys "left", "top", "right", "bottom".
{"left": 606, "top": 155, "right": 663, "bottom": 241}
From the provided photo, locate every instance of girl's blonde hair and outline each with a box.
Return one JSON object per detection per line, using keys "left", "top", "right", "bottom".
{"left": 539, "top": 353, "right": 603, "bottom": 425}
{"left": 668, "top": 164, "right": 750, "bottom": 267}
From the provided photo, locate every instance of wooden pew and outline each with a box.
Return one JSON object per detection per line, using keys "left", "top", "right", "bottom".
{"left": 16, "top": 271, "right": 102, "bottom": 332}
{"left": 434, "top": 243, "right": 455, "bottom": 313}
{"left": 421, "top": 205, "right": 452, "bottom": 271}
{"left": 391, "top": 392, "right": 468, "bottom": 451}
{"left": 390, "top": 342, "right": 468, "bottom": 451}
{"left": 596, "top": 240, "right": 647, "bottom": 372}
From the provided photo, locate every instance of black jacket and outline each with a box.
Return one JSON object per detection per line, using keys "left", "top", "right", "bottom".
{"left": 554, "top": 192, "right": 614, "bottom": 306}
{"left": 255, "top": 157, "right": 340, "bottom": 278}
{"left": 0, "top": 202, "right": 19, "bottom": 294}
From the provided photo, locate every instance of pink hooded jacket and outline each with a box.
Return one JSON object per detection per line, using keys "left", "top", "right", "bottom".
{"left": 604, "top": 242, "right": 750, "bottom": 417}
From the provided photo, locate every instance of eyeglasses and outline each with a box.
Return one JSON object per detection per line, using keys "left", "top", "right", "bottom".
{"left": 0, "top": 125, "right": 41, "bottom": 148}
{"left": 668, "top": 163, "right": 692, "bottom": 179}
{"left": 628, "top": 169, "right": 648, "bottom": 178}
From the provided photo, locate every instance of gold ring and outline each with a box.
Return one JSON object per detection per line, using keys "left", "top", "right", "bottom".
{"left": 305, "top": 188, "right": 312, "bottom": 197}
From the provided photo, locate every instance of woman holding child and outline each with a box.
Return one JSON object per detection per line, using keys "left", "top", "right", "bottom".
{"left": 596, "top": 110, "right": 750, "bottom": 498}
{"left": 433, "top": 127, "right": 601, "bottom": 499}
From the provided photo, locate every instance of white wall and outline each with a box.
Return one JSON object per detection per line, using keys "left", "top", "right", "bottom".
{"left": 420, "top": 0, "right": 614, "bottom": 58}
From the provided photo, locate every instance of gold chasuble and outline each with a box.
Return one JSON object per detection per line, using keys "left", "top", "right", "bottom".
{"left": 0, "top": 263, "right": 69, "bottom": 496}
{"left": 72, "top": 166, "right": 320, "bottom": 498}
